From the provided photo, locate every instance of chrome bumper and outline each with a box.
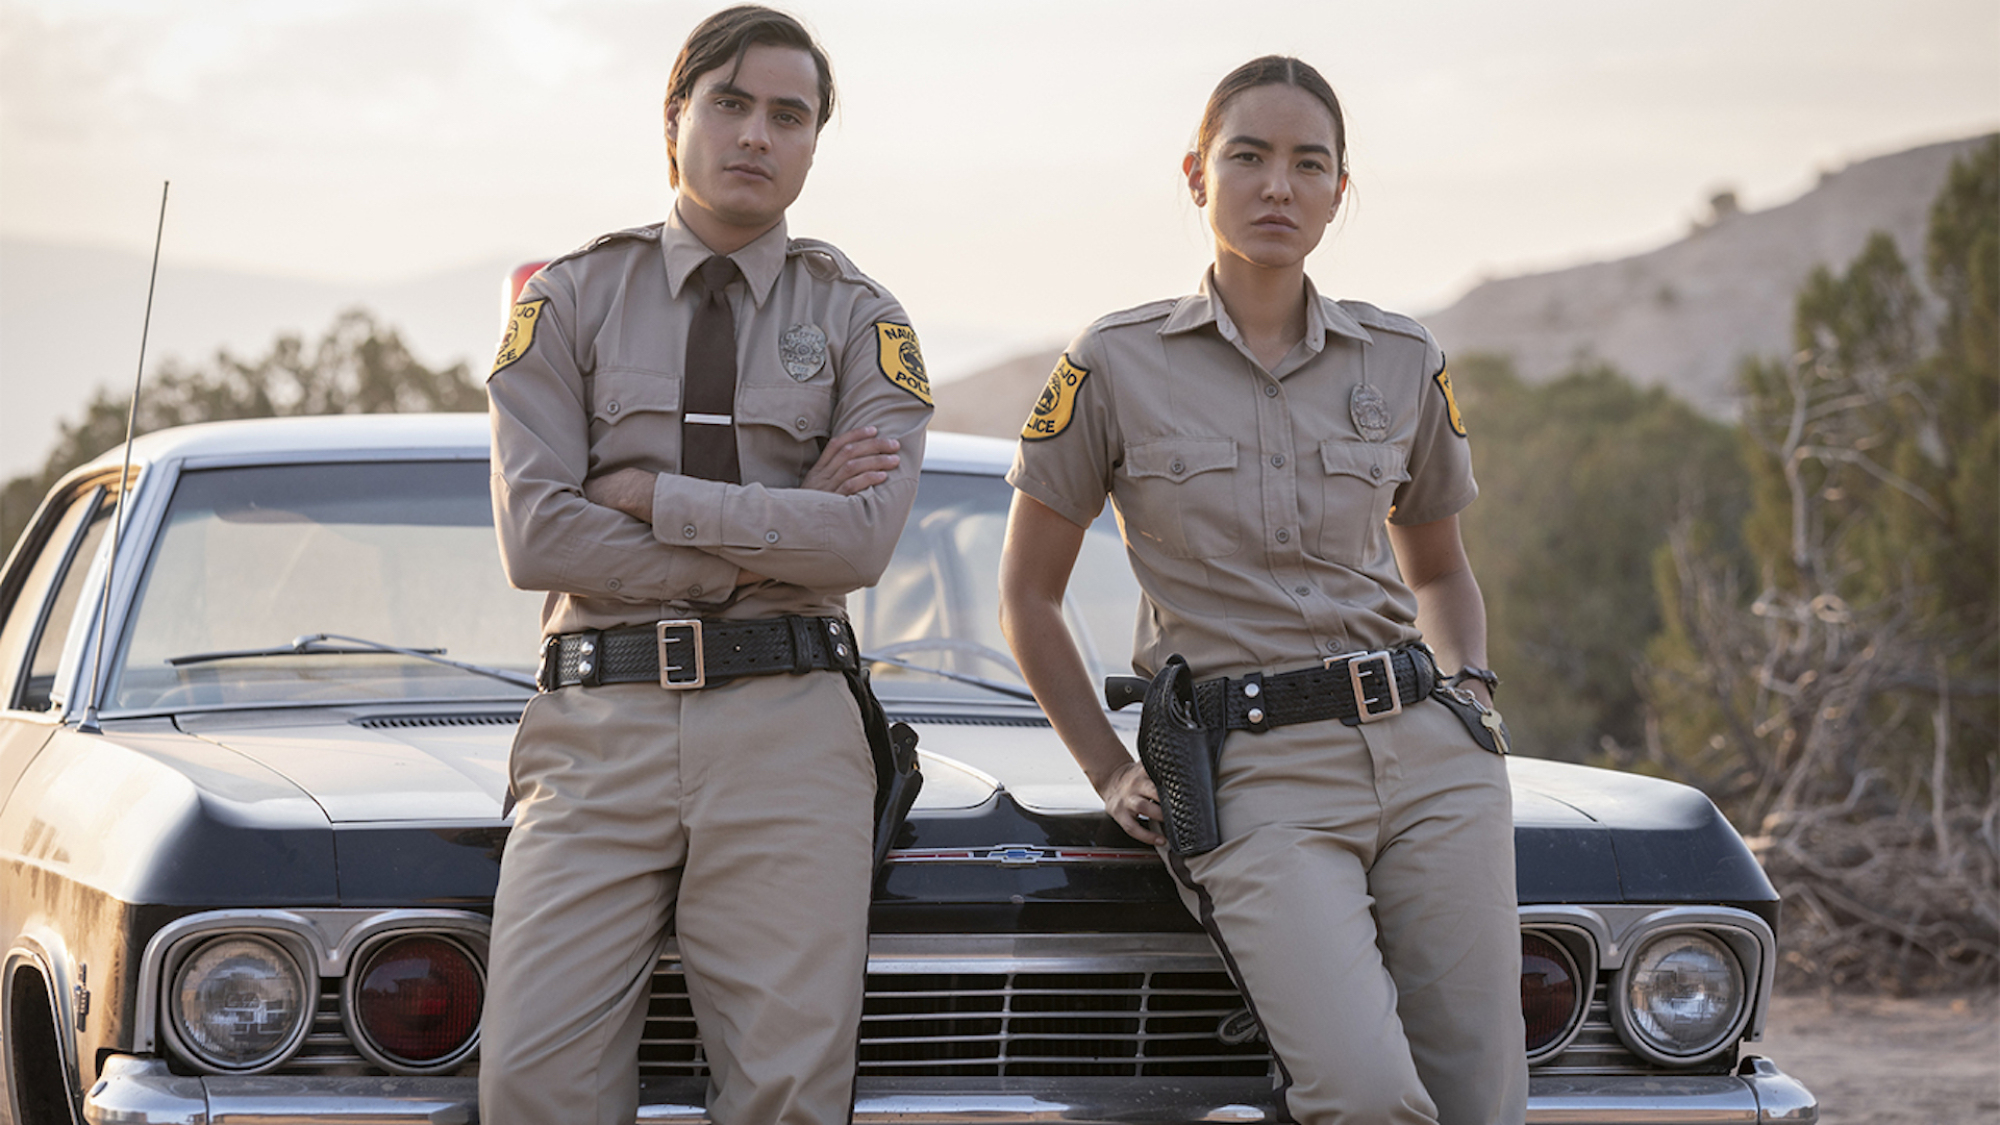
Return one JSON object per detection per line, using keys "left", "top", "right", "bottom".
{"left": 85, "top": 1055, "right": 1817, "bottom": 1124}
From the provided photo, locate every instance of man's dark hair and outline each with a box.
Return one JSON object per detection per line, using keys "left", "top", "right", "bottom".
{"left": 664, "top": 5, "right": 835, "bottom": 188}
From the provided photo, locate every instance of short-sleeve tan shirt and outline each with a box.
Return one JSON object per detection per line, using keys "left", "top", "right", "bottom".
{"left": 489, "top": 207, "right": 932, "bottom": 636}
{"left": 1008, "top": 269, "right": 1474, "bottom": 680}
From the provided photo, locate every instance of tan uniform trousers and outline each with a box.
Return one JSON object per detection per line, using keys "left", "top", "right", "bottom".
{"left": 1167, "top": 696, "right": 1528, "bottom": 1125}
{"left": 480, "top": 670, "right": 877, "bottom": 1125}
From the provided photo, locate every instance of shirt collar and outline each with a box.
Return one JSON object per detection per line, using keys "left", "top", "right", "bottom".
{"left": 661, "top": 203, "right": 788, "bottom": 307}
{"left": 1159, "top": 267, "right": 1374, "bottom": 349}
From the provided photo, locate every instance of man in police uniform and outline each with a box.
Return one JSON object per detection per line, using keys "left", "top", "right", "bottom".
{"left": 481, "top": 8, "right": 931, "bottom": 1124}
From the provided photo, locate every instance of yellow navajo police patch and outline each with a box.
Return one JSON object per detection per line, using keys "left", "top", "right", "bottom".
{"left": 1434, "top": 366, "right": 1467, "bottom": 438}
{"left": 875, "top": 322, "right": 931, "bottom": 405}
{"left": 1022, "top": 355, "right": 1089, "bottom": 441}
{"left": 491, "top": 298, "right": 549, "bottom": 378}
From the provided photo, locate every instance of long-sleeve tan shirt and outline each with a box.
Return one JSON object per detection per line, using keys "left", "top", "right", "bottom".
{"left": 488, "top": 208, "right": 932, "bottom": 635}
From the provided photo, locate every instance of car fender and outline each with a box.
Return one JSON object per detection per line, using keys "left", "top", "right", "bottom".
{"left": 3, "top": 929, "right": 84, "bottom": 1122}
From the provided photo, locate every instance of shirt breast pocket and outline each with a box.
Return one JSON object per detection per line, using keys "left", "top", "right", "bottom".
{"left": 1122, "top": 438, "right": 1241, "bottom": 559}
{"left": 588, "top": 368, "right": 681, "bottom": 472}
{"left": 1316, "top": 438, "right": 1410, "bottom": 567}
{"left": 736, "top": 383, "right": 835, "bottom": 485}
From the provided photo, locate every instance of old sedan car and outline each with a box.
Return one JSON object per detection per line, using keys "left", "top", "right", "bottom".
{"left": 0, "top": 413, "right": 1816, "bottom": 1124}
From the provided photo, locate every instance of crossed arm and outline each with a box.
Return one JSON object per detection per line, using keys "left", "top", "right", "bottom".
{"left": 584, "top": 425, "right": 903, "bottom": 585}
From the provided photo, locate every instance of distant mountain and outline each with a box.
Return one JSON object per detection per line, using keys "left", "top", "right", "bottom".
{"left": 935, "top": 135, "right": 1994, "bottom": 435}
{"left": 0, "top": 239, "right": 514, "bottom": 478}
{"left": 1425, "top": 135, "right": 1992, "bottom": 416}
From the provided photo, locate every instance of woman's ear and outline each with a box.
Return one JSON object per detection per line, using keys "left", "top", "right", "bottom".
{"left": 1183, "top": 151, "right": 1206, "bottom": 207}
{"left": 1330, "top": 172, "right": 1347, "bottom": 219}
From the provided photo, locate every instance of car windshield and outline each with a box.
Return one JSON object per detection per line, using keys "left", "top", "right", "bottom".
{"left": 107, "top": 459, "right": 1140, "bottom": 712}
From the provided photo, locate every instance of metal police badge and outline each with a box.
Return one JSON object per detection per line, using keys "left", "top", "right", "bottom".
{"left": 779, "top": 323, "right": 827, "bottom": 381}
{"left": 1350, "top": 383, "right": 1392, "bottom": 442}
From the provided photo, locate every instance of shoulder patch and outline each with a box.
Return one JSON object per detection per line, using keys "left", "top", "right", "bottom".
{"left": 1341, "top": 300, "right": 1428, "bottom": 343}
{"left": 540, "top": 224, "right": 663, "bottom": 273}
{"left": 1094, "top": 299, "right": 1178, "bottom": 331}
{"left": 874, "top": 322, "right": 931, "bottom": 405}
{"left": 1022, "top": 354, "right": 1090, "bottom": 441}
{"left": 788, "top": 237, "right": 886, "bottom": 297}
{"left": 491, "top": 297, "right": 549, "bottom": 378}
{"left": 1433, "top": 365, "right": 1467, "bottom": 438}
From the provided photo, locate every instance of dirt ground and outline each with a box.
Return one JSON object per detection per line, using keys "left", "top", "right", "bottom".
{"left": 1750, "top": 989, "right": 1999, "bottom": 1123}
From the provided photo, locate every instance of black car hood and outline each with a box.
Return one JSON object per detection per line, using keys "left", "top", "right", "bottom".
{"left": 155, "top": 706, "right": 1773, "bottom": 914}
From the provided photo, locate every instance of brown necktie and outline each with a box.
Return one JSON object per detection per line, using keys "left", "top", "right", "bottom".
{"left": 682, "top": 255, "right": 742, "bottom": 483}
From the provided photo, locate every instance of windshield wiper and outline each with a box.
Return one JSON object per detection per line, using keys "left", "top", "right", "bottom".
{"left": 166, "top": 633, "right": 537, "bottom": 691}
{"left": 860, "top": 652, "right": 1038, "bottom": 702}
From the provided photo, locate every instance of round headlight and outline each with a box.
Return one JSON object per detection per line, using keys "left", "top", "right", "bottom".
{"left": 1520, "top": 932, "right": 1583, "bottom": 1058}
{"left": 169, "top": 936, "right": 312, "bottom": 1071}
{"left": 349, "top": 934, "right": 484, "bottom": 1071}
{"left": 1619, "top": 931, "right": 1747, "bottom": 1062}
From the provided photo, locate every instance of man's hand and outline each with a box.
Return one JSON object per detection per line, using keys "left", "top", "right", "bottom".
{"left": 803, "top": 426, "right": 899, "bottom": 495}
{"left": 583, "top": 468, "right": 654, "bottom": 521}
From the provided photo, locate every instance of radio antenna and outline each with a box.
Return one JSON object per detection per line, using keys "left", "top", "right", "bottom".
{"left": 79, "top": 181, "right": 168, "bottom": 736}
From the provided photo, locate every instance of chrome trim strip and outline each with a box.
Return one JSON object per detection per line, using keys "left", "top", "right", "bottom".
{"left": 882, "top": 845, "right": 1162, "bottom": 866}
{"left": 83, "top": 1065, "right": 1815, "bottom": 1125}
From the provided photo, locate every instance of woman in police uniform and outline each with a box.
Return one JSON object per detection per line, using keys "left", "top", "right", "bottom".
{"left": 999, "top": 57, "right": 1527, "bottom": 1125}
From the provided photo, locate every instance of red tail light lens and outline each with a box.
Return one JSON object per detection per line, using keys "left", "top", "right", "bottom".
{"left": 353, "top": 935, "right": 484, "bottom": 1068}
{"left": 1521, "top": 932, "right": 1582, "bottom": 1056}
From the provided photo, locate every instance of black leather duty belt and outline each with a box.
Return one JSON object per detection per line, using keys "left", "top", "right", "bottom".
{"left": 537, "top": 616, "right": 860, "bottom": 692}
{"left": 1192, "top": 647, "right": 1438, "bottom": 734}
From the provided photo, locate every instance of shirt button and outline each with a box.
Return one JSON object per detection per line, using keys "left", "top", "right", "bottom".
{"left": 683, "top": 524, "right": 697, "bottom": 539}
{"left": 1328, "top": 640, "right": 1344, "bottom": 654}
{"left": 1370, "top": 464, "right": 1383, "bottom": 479}
{"left": 606, "top": 578, "right": 622, "bottom": 591}
{"left": 607, "top": 401, "right": 621, "bottom": 415}
{"left": 1295, "top": 585, "right": 1310, "bottom": 596}
{"left": 1276, "top": 528, "right": 1290, "bottom": 544}
{"left": 689, "top": 585, "right": 703, "bottom": 597}
{"left": 765, "top": 530, "right": 780, "bottom": 543}
{"left": 1169, "top": 459, "right": 1185, "bottom": 474}
{"left": 1264, "top": 384, "right": 1279, "bottom": 398}
{"left": 795, "top": 417, "right": 810, "bottom": 431}
{"left": 1271, "top": 454, "right": 1285, "bottom": 468}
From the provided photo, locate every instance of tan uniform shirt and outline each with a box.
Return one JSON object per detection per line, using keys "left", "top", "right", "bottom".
{"left": 489, "top": 208, "right": 932, "bottom": 634}
{"left": 1008, "top": 269, "right": 1474, "bottom": 680}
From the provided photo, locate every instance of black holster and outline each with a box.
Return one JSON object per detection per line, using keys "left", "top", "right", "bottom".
{"left": 842, "top": 666, "right": 924, "bottom": 871}
{"left": 1134, "top": 654, "right": 1225, "bottom": 857}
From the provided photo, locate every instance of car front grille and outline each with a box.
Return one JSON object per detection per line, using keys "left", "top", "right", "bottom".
{"left": 641, "top": 964, "right": 1271, "bottom": 1078}
{"left": 264, "top": 948, "right": 1692, "bottom": 1080}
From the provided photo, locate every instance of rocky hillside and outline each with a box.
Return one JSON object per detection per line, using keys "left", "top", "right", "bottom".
{"left": 934, "top": 135, "right": 1993, "bottom": 432}
{"left": 1423, "top": 136, "right": 1990, "bottom": 416}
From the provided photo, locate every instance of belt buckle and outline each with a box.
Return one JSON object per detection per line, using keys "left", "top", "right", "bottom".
{"left": 656, "top": 620, "right": 705, "bottom": 689}
{"left": 1332, "top": 649, "right": 1401, "bottom": 723}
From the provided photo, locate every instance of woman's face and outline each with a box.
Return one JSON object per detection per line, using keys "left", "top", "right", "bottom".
{"left": 1186, "top": 84, "right": 1346, "bottom": 273}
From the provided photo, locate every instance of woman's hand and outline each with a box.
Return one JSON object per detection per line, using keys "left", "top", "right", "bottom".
{"left": 1098, "top": 760, "right": 1167, "bottom": 847}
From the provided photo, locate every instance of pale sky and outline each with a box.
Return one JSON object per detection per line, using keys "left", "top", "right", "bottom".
{"left": 2, "top": 0, "right": 1996, "bottom": 377}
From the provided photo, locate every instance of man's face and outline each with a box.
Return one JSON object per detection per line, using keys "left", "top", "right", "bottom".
{"left": 667, "top": 43, "right": 821, "bottom": 250}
